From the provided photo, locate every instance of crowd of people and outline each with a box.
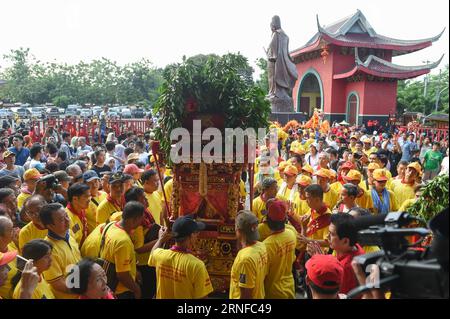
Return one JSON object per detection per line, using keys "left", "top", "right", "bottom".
{"left": 0, "top": 119, "right": 448, "bottom": 300}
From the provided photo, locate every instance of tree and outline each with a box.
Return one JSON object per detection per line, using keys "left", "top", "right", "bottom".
{"left": 255, "top": 57, "right": 269, "bottom": 94}
{"left": 397, "top": 64, "right": 449, "bottom": 115}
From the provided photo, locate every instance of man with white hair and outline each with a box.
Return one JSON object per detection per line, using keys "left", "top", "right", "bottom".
{"left": 76, "top": 137, "right": 93, "bottom": 158}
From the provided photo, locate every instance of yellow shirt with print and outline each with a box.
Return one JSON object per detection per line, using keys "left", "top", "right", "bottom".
{"left": 13, "top": 276, "right": 55, "bottom": 299}
{"left": 66, "top": 207, "right": 86, "bottom": 246}
{"left": 355, "top": 189, "right": 374, "bottom": 210}
{"left": 86, "top": 191, "right": 107, "bottom": 234}
{"left": 229, "top": 241, "right": 268, "bottom": 299}
{"left": 43, "top": 234, "right": 81, "bottom": 299}
{"left": 0, "top": 243, "right": 19, "bottom": 299}
{"left": 258, "top": 222, "right": 301, "bottom": 250}
{"left": 148, "top": 248, "right": 213, "bottom": 299}
{"left": 19, "top": 222, "right": 48, "bottom": 252}
{"left": 96, "top": 198, "right": 121, "bottom": 225}
{"left": 100, "top": 223, "right": 136, "bottom": 295}
{"left": 305, "top": 207, "right": 332, "bottom": 241}
{"left": 392, "top": 183, "right": 415, "bottom": 210}
{"left": 369, "top": 189, "right": 399, "bottom": 215}
{"left": 146, "top": 191, "right": 163, "bottom": 225}
{"left": 17, "top": 192, "right": 32, "bottom": 210}
{"left": 263, "top": 229, "right": 297, "bottom": 299}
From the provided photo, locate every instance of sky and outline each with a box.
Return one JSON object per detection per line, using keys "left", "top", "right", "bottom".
{"left": 0, "top": 0, "right": 448, "bottom": 78}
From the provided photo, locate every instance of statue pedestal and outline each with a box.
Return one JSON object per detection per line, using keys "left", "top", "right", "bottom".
{"left": 268, "top": 96, "right": 294, "bottom": 113}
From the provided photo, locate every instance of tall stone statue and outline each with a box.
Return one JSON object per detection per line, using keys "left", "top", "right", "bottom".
{"left": 266, "top": 15, "right": 298, "bottom": 112}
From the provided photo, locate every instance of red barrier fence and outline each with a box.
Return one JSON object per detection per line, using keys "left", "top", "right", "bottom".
{"left": 399, "top": 126, "right": 449, "bottom": 141}
{"left": 29, "top": 118, "right": 153, "bottom": 144}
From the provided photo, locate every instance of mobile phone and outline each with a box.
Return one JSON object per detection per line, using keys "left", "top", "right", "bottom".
{"left": 17, "top": 255, "right": 29, "bottom": 263}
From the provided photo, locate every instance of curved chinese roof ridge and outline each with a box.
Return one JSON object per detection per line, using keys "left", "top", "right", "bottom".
{"left": 291, "top": 9, "right": 445, "bottom": 57}
{"left": 333, "top": 49, "right": 444, "bottom": 80}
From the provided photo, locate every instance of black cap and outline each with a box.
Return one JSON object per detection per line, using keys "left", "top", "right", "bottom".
{"left": 171, "top": 216, "right": 205, "bottom": 239}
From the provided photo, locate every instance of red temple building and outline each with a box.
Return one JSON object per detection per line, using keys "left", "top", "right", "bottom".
{"left": 290, "top": 9, "right": 444, "bottom": 125}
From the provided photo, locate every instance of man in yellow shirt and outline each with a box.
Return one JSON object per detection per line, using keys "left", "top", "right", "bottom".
{"left": 40, "top": 203, "right": 81, "bottom": 299}
{"left": 301, "top": 164, "right": 314, "bottom": 178}
{"left": 263, "top": 199, "right": 296, "bottom": 299}
{"left": 100, "top": 201, "right": 144, "bottom": 299}
{"left": 17, "top": 168, "right": 42, "bottom": 210}
{"left": 142, "top": 169, "right": 165, "bottom": 226}
{"left": 82, "top": 170, "right": 107, "bottom": 234}
{"left": 66, "top": 183, "right": 91, "bottom": 246}
{"left": 392, "top": 162, "right": 421, "bottom": 209}
{"left": 252, "top": 178, "right": 280, "bottom": 222}
{"left": 148, "top": 215, "right": 213, "bottom": 299}
{"left": 369, "top": 169, "right": 398, "bottom": 214}
{"left": 19, "top": 195, "right": 47, "bottom": 252}
{"left": 314, "top": 168, "right": 339, "bottom": 210}
{"left": 343, "top": 170, "right": 373, "bottom": 210}
{"left": 349, "top": 135, "right": 358, "bottom": 153}
{"left": 230, "top": 211, "right": 268, "bottom": 299}
{"left": 0, "top": 216, "right": 19, "bottom": 299}
{"left": 362, "top": 138, "right": 378, "bottom": 157}
{"left": 96, "top": 173, "right": 124, "bottom": 225}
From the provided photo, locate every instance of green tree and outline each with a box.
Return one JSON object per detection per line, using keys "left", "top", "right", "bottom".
{"left": 397, "top": 64, "right": 449, "bottom": 115}
{"left": 255, "top": 57, "right": 269, "bottom": 94}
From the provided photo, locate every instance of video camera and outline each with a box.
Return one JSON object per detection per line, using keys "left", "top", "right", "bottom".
{"left": 38, "top": 174, "right": 61, "bottom": 190}
{"left": 347, "top": 209, "right": 449, "bottom": 299}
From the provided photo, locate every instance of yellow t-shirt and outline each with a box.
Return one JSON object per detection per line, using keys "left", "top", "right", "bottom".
{"left": 389, "top": 179, "right": 402, "bottom": 192}
{"left": 66, "top": 207, "right": 85, "bottom": 246}
{"left": 258, "top": 222, "right": 298, "bottom": 245}
{"left": 355, "top": 189, "right": 373, "bottom": 210}
{"left": 330, "top": 181, "right": 343, "bottom": 195}
{"left": 146, "top": 191, "right": 163, "bottom": 225}
{"left": 323, "top": 188, "right": 339, "bottom": 210}
{"left": 359, "top": 179, "right": 372, "bottom": 192}
{"left": 163, "top": 178, "right": 173, "bottom": 204}
{"left": 13, "top": 276, "right": 55, "bottom": 299}
{"left": 96, "top": 198, "right": 122, "bottom": 225}
{"left": 19, "top": 222, "right": 48, "bottom": 252}
{"left": 17, "top": 192, "right": 32, "bottom": 210}
{"left": 252, "top": 194, "right": 286, "bottom": 222}
{"left": 100, "top": 223, "right": 136, "bottom": 295}
{"left": 392, "top": 182, "right": 415, "bottom": 210}
{"left": 229, "top": 241, "right": 268, "bottom": 299}
{"left": 363, "top": 147, "right": 378, "bottom": 157}
{"left": 239, "top": 179, "right": 246, "bottom": 199}
{"left": 293, "top": 197, "right": 310, "bottom": 217}
{"left": 131, "top": 225, "right": 151, "bottom": 267}
{"left": 369, "top": 189, "right": 399, "bottom": 214}
{"left": 263, "top": 229, "right": 297, "bottom": 299}
{"left": 43, "top": 233, "right": 81, "bottom": 299}
{"left": 0, "top": 243, "right": 18, "bottom": 299}
{"left": 148, "top": 248, "right": 213, "bottom": 299}
{"left": 86, "top": 191, "right": 107, "bottom": 234}
{"left": 305, "top": 207, "right": 332, "bottom": 241}
{"left": 80, "top": 223, "right": 104, "bottom": 259}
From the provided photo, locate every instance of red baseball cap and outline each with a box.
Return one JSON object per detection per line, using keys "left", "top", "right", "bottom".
{"left": 0, "top": 250, "right": 18, "bottom": 267}
{"left": 123, "top": 164, "right": 144, "bottom": 175}
{"left": 305, "top": 254, "right": 343, "bottom": 290}
{"left": 340, "top": 161, "right": 355, "bottom": 170}
{"left": 266, "top": 199, "right": 287, "bottom": 222}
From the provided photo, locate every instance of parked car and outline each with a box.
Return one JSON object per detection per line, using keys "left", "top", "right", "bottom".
{"left": 80, "top": 109, "right": 93, "bottom": 118}
{"left": 48, "top": 107, "right": 60, "bottom": 117}
{"left": 108, "top": 111, "right": 119, "bottom": 119}
{"left": 15, "top": 107, "right": 31, "bottom": 117}
{"left": 0, "top": 108, "right": 14, "bottom": 118}
{"left": 92, "top": 106, "right": 102, "bottom": 117}
{"left": 121, "top": 108, "right": 132, "bottom": 118}
{"left": 65, "top": 104, "right": 80, "bottom": 117}
{"left": 132, "top": 108, "right": 145, "bottom": 119}
{"left": 31, "top": 107, "right": 44, "bottom": 117}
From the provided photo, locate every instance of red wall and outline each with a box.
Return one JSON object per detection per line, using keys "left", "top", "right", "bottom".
{"left": 362, "top": 80, "right": 397, "bottom": 116}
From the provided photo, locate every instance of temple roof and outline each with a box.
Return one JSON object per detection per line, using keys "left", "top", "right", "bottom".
{"left": 333, "top": 50, "right": 444, "bottom": 80}
{"left": 291, "top": 9, "right": 445, "bottom": 57}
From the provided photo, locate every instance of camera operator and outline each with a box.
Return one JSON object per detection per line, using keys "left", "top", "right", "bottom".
{"left": 34, "top": 175, "right": 67, "bottom": 206}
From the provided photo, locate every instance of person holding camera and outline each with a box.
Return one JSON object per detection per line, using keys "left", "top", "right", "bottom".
{"left": 34, "top": 174, "right": 67, "bottom": 206}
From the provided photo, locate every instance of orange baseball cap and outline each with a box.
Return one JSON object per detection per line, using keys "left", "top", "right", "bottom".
{"left": 340, "top": 161, "right": 355, "bottom": 170}
{"left": 291, "top": 147, "right": 305, "bottom": 155}
{"left": 363, "top": 138, "right": 372, "bottom": 144}
{"left": 24, "top": 168, "right": 43, "bottom": 181}
{"left": 367, "top": 163, "right": 381, "bottom": 171}
{"left": 296, "top": 174, "right": 312, "bottom": 187}
{"left": 373, "top": 169, "right": 388, "bottom": 181}
{"left": 343, "top": 170, "right": 362, "bottom": 182}
{"left": 284, "top": 165, "right": 298, "bottom": 177}
{"left": 0, "top": 250, "right": 17, "bottom": 266}
{"left": 314, "top": 168, "right": 331, "bottom": 179}
{"left": 302, "top": 164, "right": 314, "bottom": 175}
{"left": 278, "top": 161, "right": 288, "bottom": 171}
{"left": 407, "top": 162, "right": 423, "bottom": 176}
